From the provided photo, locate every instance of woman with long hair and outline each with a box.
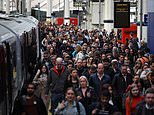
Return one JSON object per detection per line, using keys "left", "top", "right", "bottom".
{"left": 33, "top": 64, "right": 49, "bottom": 110}
{"left": 125, "top": 84, "right": 144, "bottom": 115}
{"left": 54, "top": 87, "right": 86, "bottom": 115}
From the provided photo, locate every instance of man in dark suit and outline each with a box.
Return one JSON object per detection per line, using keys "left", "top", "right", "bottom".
{"left": 89, "top": 63, "right": 111, "bottom": 97}
{"left": 112, "top": 64, "right": 133, "bottom": 112}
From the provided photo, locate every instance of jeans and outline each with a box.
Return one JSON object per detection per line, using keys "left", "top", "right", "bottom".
{"left": 51, "top": 93, "right": 64, "bottom": 114}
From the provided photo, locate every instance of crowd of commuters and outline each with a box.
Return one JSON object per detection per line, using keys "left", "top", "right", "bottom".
{"left": 12, "top": 23, "right": 154, "bottom": 115}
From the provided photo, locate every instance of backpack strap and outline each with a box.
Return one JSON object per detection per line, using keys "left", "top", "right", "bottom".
{"left": 76, "top": 101, "right": 80, "bottom": 115}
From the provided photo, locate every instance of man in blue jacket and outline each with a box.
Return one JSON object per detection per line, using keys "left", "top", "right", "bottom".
{"left": 89, "top": 63, "right": 111, "bottom": 96}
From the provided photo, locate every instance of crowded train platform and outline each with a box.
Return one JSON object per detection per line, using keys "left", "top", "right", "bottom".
{"left": 11, "top": 22, "right": 154, "bottom": 115}
{"left": 0, "top": 0, "right": 154, "bottom": 115}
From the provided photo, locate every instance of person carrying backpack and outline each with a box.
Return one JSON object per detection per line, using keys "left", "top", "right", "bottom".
{"left": 54, "top": 87, "right": 86, "bottom": 115}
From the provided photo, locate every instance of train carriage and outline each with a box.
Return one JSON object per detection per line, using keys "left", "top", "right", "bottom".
{"left": 0, "top": 15, "right": 39, "bottom": 115}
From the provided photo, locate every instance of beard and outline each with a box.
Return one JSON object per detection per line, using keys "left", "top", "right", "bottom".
{"left": 27, "top": 92, "right": 34, "bottom": 97}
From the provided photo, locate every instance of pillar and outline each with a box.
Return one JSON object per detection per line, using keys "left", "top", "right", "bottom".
{"left": 6, "top": 0, "right": 10, "bottom": 14}
{"left": 15, "top": 0, "right": 19, "bottom": 12}
{"left": 147, "top": 0, "right": 154, "bottom": 54}
{"left": 26, "top": 0, "right": 31, "bottom": 16}
{"left": 19, "top": 0, "right": 21, "bottom": 14}
{"left": 0, "top": 0, "right": 3, "bottom": 11}
{"left": 137, "top": 0, "right": 147, "bottom": 42}
{"left": 64, "top": 0, "right": 70, "bottom": 25}
{"left": 21, "top": 0, "right": 26, "bottom": 15}
{"left": 47, "top": 0, "right": 52, "bottom": 17}
{"left": 104, "top": 0, "right": 114, "bottom": 33}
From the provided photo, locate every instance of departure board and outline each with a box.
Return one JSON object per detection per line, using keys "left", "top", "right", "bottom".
{"left": 114, "top": 2, "right": 130, "bottom": 28}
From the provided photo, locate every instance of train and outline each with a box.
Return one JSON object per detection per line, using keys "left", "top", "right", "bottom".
{"left": 0, "top": 14, "right": 39, "bottom": 115}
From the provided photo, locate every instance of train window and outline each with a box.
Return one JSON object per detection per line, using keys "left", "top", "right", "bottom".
{"left": 0, "top": 45, "right": 5, "bottom": 65}
{"left": 28, "top": 32, "right": 32, "bottom": 46}
{"left": 32, "top": 28, "right": 36, "bottom": 45}
{"left": 0, "top": 46, "right": 6, "bottom": 103}
{"left": 12, "top": 50, "right": 17, "bottom": 79}
{"left": 6, "top": 43, "right": 15, "bottom": 80}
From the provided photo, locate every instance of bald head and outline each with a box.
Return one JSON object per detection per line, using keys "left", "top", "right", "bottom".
{"left": 56, "top": 57, "right": 63, "bottom": 63}
{"left": 56, "top": 57, "right": 63, "bottom": 70}
{"left": 97, "top": 63, "right": 104, "bottom": 75}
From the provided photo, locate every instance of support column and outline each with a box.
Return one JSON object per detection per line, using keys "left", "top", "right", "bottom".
{"left": 99, "top": 0, "right": 102, "bottom": 31}
{"left": 21, "top": 0, "right": 26, "bottom": 15}
{"left": 104, "top": 0, "right": 114, "bottom": 33}
{"left": 147, "top": 0, "right": 154, "bottom": 54}
{"left": 137, "top": 0, "right": 147, "bottom": 42}
{"left": 26, "top": 0, "right": 31, "bottom": 16}
{"left": 64, "top": 0, "right": 70, "bottom": 25}
{"left": 15, "top": 0, "right": 19, "bottom": 12}
{"left": 0, "top": 0, "right": 3, "bottom": 11}
{"left": 6, "top": 0, "right": 10, "bottom": 14}
{"left": 47, "top": 0, "right": 52, "bottom": 17}
{"left": 19, "top": 0, "right": 22, "bottom": 14}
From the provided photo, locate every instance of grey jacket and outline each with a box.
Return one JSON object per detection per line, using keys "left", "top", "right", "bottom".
{"left": 45, "top": 66, "right": 69, "bottom": 94}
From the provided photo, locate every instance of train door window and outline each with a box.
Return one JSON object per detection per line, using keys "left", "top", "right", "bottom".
{"left": 11, "top": 43, "right": 17, "bottom": 79}
{"left": 32, "top": 28, "right": 36, "bottom": 45}
{"left": 0, "top": 45, "right": 6, "bottom": 103}
{"left": 28, "top": 31, "right": 32, "bottom": 46}
{"left": 4, "top": 42, "right": 14, "bottom": 112}
{"left": 0, "top": 46, "right": 4, "bottom": 79}
{"left": 23, "top": 32, "right": 29, "bottom": 81}
{"left": 13, "top": 53, "right": 16, "bottom": 79}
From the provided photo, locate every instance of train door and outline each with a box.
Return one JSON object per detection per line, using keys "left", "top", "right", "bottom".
{"left": 0, "top": 45, "right": 7, "bottom": 115}
{"left": 23, "top": 30, "right": 37, "bottom": 82}
{"left": 23, "top": 32, "right": 29, "bottom": 81}
{"left": 0, "top": 43, "right": 14, "bottom": 115}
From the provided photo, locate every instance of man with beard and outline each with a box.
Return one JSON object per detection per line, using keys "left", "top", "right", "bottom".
{"left": 136, "top": 88, "right": 154, "bottom": 115}
{"left": 12, "top": 83, "right": 47, "bottom": 115}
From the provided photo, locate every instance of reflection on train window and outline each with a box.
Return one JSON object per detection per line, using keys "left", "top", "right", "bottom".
{"left": 28, "top": 32, "right": 32, "bottom": 46}
{"left": 13, "top": 67, "right": 16, "bottom": 79}
{"left": 12, "top": 50, "right": 16, "bottom": 79}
